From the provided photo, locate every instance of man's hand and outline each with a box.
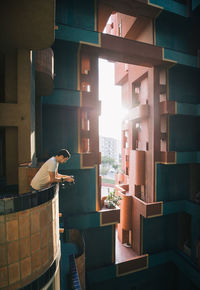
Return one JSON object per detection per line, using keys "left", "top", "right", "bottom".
{"left": 49, "top": 172, "right": 74, "bottom": 184}
{"left": 64, "top": 176, "right": 74, "bottom": 183}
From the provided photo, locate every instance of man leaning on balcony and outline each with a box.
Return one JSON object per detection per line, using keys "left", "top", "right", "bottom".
{"left": 30, "top": 149, "right": 74, "bottom": 191}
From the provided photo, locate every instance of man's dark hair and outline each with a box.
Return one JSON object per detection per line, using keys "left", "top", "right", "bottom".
{"left": 57, "top": 149, "right": 71, "bottom": 159}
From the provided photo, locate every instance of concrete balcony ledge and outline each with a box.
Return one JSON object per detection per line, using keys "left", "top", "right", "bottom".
{"left": 160, "top": 101, "right": 200, "bottom": 116}
{"left": 99, "top": 206, "right": 120, "bottom": 226}
{"left": 64, "top": 208, "right": 120, "bottom": 230}
{"left": 87, "top": 250, "right": 200, "bottom": 287}
{"left": 163, "top": 200, "right": 200, "bottom": 218}
{"left": 159, "top": 100, "right": 176, "bottom": 115}
{"left": 164, "top": 48, "right": 198, "bottom": 68}
{"left": 116, "top": 254, "right": 148, "bottom": 276}
{"left": 160, "top": 151, "right": 176, "bottom": 163}
{"left": 160, "top": 151, "right": 200, "bottom": 164}
{"left": 133, "top": 195, "right": 163, "bottom": 218}
{"left": 128, "top": 104, "right": 149, "bottom": 121}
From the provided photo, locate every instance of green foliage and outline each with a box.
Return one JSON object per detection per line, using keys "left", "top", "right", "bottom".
{"left": 105, "top": 189, "right": 122, "bottom": 209}
{"left": 101, "top": 156, "right": 120, "bottom": 174}
{"left": 102, "top": 178, "right": 115, "bottom": 184}
{"left": 101, "top": 156, "right": 115, "bottom": 165}
{"left": 112, "top": 163, "right": 120, "bottom": 171}
{"left": 100, "top": 166, "right": 109, "bottom": 177}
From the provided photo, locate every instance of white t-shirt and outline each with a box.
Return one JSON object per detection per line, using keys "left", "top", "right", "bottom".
{"left": 31, "top": 157, "right": 58, "bottom": 190}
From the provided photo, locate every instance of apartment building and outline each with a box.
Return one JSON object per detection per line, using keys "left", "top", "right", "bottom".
{"left": 0, "top": 1, "right": 200, "bottom": 290}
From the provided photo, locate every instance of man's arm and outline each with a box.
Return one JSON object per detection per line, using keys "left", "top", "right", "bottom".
{"left": 56, "top": 171, "right": 74, "bottom": 182}
{"left": 49, "top": 171, "right": 74, "bottom": 183}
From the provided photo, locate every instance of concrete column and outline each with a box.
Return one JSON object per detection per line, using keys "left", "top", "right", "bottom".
{"left": 17, "top": 49, "right": 35, "bottom": 165}
{"left": 5, "top": 127, "right": 18, "bottom": 185}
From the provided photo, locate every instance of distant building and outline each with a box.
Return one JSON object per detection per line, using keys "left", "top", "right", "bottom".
{"left": 100, "top": 136, "right": 120, "bottom": 162}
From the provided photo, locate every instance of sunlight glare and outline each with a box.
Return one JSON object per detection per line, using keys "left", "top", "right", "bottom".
{"left": 99, "top": 58, "right": 126, "bottom": 141}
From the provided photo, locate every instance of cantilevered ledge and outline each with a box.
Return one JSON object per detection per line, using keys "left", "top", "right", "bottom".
{"left": 128, "top": 104, "right": 149, "bottom": 121}
{"left": 81, "top": 33, "right": 173, "bottom": 68}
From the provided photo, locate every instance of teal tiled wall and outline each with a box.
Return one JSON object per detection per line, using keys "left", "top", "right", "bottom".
{"left": 56, "top": 0, "right": 96, "bottom": 31}
{"left": 156, "top": 164, "right": 190, "bottom": 202}
{"left": 59, "top": 168, "right": 97, "bottom": 216}
{"left": 143, "top": 215, "right": 178, "bottom": 254}
{"left": 42, "top": 104, "right": 79, "bottom": 155}
{"left": 84, "top": 226, "right": 114, "bottom": 270}
{"left": 169, "top": 65, "right": 200, "bottom": 104}
{"left": 169, "top": 115, "right": 200, "bottom": 151}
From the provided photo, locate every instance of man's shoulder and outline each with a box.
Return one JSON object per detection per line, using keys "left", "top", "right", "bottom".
{"left": 46, "top": 156, "right": 58, "bottom": 170}
{"left": 46, "top": 157, "right": 56, "bottom": 164}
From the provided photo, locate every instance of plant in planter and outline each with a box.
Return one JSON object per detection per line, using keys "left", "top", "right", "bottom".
{"left": 104, "top": 189, "right": 122, "bottom": 209}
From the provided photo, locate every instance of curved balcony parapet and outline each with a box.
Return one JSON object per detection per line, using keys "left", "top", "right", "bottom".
{"left": 116, "top": 184, "right": 132, "bottom": 231}
{"left": 35, "top": 48, "right": 54, "bottom": 96}
{"left": 0, "top": 184, "right": 60, "bottom": 289}
{"left": 0, "top": 184, "right": 58, "bottom": 215}
{"left": 20, "top": 249, "right": 61, "bottom": 290}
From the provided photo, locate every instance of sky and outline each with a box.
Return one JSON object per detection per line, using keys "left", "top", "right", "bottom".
{"left": 98, "top": 58, "right": 124, "bottom": 140}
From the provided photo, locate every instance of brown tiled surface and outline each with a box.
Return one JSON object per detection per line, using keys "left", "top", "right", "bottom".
{"left": 4, "top": 281, "right": 21, "bottom": 290}
{"left": 0, "top": 223, "right": 5, "bottom": 243}
{"left": 31, "top": 250, "right": 41, "bottom": 273}
{"left": 20, "top": 237, "right": 30, "bottom": 259}
{"left": 41, "top": 246, "right": 49, "bottom": 265}
{"left": 6, "top": 220, "right": 18, "bottom": 241}
{"left": 19, "top": 213, "right": 30, "bottom": 238}
{"left": 0, "top": 193, "right": 59, "bottom": 289}
{"left": 0, "top": 266, "right": 8, "bottom": 288}
{"left": 20, "top": 257, "right": 31, "bottom": 279}
{"left": 48, "top": 237, "right": 54, "bottom": 261}
{"left": 0, "top": 244, "right": 7, "bottom": 267}
{"left": 52, "top": 200, "right": 56, "bottom": 221}
{"left": 48, "top": 223, "right": 53, "bottom": 238}
{"left": 6, "top": 214, "right": 17, "bottom": 222}
{"left": 30, "top": 211, "right": 40, "bottom": 234}
{"left": 7, "top": 241, "right": 19, "bottom": 264}
{"left": 52, "top": 196, "right": 58, "bottom": 221}
{"left": 40, "top": 226, "right": 48, "bottom": 248}
{"left": 0, "top": 215, "right": 5, "bottom": 222}
{"left": 8, "top": 263, "right": 20, "bottom": 284}
{"left": 31, "top": 232, "right": 40, "bottom": 253}
{"left": 47, "top": 202, "right": 53, "bottom": 223}
{"left": 40, "top": 207, "right": 48, "bottom": 228}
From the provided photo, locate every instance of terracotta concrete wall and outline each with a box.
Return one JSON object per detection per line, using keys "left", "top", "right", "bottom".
{"left": 106, "top": 13, "right": 136, "bottom": 38}
{"left": 135, "top": 18, "right": 153, "bottom": 44}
